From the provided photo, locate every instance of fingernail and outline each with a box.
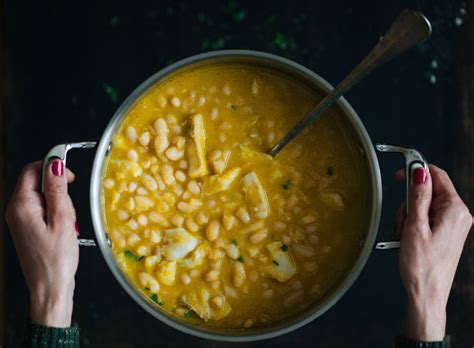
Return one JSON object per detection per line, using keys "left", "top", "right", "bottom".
{"left": 51, "top": 160, "right": 64, "bottom": 176}
{"left": 74, "top": 222, "right": 80, "bottom": 236}
{"left": 412, "top": 167, "right": 427, "bottom": 184}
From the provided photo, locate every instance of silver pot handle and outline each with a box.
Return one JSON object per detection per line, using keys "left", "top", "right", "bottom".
{"left": 41, "top": 142, "right": 98, "bottom": 247}
{"left": 374, "top": 144, "right": 428, "bottom": 250}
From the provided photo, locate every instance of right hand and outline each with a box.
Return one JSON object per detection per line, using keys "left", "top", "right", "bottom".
{"left": 394, "top": 164, "right": 473, "bottom": 341}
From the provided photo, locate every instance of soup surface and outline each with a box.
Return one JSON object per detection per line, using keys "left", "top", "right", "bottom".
{"left": 103, "top": 64, "right": 368, "bottom": 329}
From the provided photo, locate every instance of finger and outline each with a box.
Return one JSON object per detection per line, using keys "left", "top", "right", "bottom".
{"left": 393, "top": 201, "right": 406, "bottom": 240}
{"left": 394, "top": 168, "right": 405, "bottom": 182}
{"left": 13, "top": 161, "right": 42, "bottom": 197}
{"left": 66, "top": 168, "right": 75, "bottom": 183}
{"left": 407, "top": 165, "right": 432, "bottom": 224}
{"left": 429, "top": 164, "right": 458, "bottom": 199}
{"left": 43, "top": 159, "right": 72, "bottom": 228}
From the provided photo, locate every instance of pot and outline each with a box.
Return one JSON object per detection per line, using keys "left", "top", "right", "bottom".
{"left": 41, "top": 50, "right": 427, "bottom": 341}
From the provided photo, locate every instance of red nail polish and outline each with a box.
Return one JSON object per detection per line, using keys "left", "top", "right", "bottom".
{"left": 74, "top": 222, "right": 80, "bottom": 236}
{"left": 412, "top": 167, "right": 426, "bottom": 184}
{"left": 51, "top": 160, "right": 64, "bottom": 176}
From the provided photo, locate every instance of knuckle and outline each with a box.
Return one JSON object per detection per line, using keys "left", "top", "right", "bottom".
{"left": 46, "top": 182, "right": 67, "bottom": 195}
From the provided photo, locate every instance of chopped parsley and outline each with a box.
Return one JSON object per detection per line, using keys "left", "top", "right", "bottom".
{"left": 272, "top": 260, "right": 279, "bottom": 266}
{"left": 281, "top": 179, "right": 291, "bottom": 190}
{"left": 237, "top": 256, "right": 244, "bottom": 263}
{"left": 326, "top": 166, "right": 334, "bottom": 176}
{"left": 184, "top": 310, "right": 194, "bottom": 318}
{"left": 150, "top": 294, "right": 164, "bottom": 306}
{"left": 280, "top": 244, "right": 288, "bottom": 252}
{"left": 231, "top": 239, "right": 238, "bottom": 245}
{"left": 230, "top": 104, "right": 238, "bottom": 111}
{"left": 124, "top": 250, "right": 144, "bottom": 261}
{"left": 103, "top": 83, "right": 119, "bottom": 104}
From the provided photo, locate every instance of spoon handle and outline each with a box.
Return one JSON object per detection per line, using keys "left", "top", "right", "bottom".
{"left": 266, "top": 9, "right": 432, "bottom": 157}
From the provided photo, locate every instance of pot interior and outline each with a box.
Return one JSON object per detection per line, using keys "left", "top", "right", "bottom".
{"left": 90, "top": 50, "right": 381, "bottom": 341}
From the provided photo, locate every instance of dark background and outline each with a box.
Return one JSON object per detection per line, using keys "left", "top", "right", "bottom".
{"left": 4, "top": 0, "right": 472, "bottom": 347}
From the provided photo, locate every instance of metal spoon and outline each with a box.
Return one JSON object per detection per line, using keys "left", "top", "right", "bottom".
{"left": 266, "top": 9, "right": 432, "bottom": 157}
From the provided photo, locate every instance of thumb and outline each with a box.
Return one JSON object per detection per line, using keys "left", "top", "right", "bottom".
{"left": 43, "top": 159, "right": 71, "bottom": 228}
{"left": 407, "top": 165, "right": 432, "bottom": 224}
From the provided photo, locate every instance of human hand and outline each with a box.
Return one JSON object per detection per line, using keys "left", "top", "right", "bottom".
{"left": 6, "top": 160, "right": 79, "bottom": 327}
{"left": 394, "top": 164, "right": 473, "bottom": 341}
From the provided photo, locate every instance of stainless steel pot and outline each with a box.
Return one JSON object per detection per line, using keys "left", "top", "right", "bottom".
{"left": 41, "top": 50, "right": 427, "bottom": 341}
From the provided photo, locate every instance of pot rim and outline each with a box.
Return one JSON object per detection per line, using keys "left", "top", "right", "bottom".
{"left": 90, "top": 49, "right": 382, "bottom": 342}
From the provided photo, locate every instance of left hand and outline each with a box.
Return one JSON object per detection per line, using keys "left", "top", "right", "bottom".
{"left": 6, "top": 160, "right": 79, "bottom": 327}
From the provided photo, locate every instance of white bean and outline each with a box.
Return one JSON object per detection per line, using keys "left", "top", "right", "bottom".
{"left": 208, "top": 149, "right": 222, "bottom": 161}
{"left": 211, "top": 296, "right": 224, "bottom": 309}
{"left": 126, "top": 126, "right": 137, "bottom": 143}
{"left": 137, "top": 245, "right": 151, "bottom": 256}
{"left": 171, "top": 214, "right": 184, "bottom": 227}
{"left": 165, "top": 146, "right": 184, "bottom": 161}
{"left": 206, "top": 220, "right": 221, "bottom": 241}
{"left": 249, "top": 228, "right": 268, "bottom": 244}
{"left": 161, "top": 164, "right": 175, "bottom": 185}
{"left": 177, "top": 201, "right": 194, "bottom": 213}
{"left": 204, "top": 269, "right": 219, "bottom": 282}
{"left": 232, "top": 262, "right": 246, "bottom": 287}
{"left": 224, "top": 244, "right": 239, "bottom": 259}
{"left": 187, "top": 180, "right": 201, "bottom": 195}
{"left": 104, "top": 178, "right": 115, "bottom": 189}
{"left": 150, "top": 230, "right": 161, "bottom": 243}
{"left": 273, "top": 221, "right": 287, "bottom": 232}
{"left": 181, "top": 273, "right": 191, "bottom": 285}
{"left": 117, "top": 209, "right": 129, "bottom": 221}
{"left": 301, "top": 214, "right": 317, "bottom": 225}
{"left": 292, "top": 244, "right": 315, "bottom": 258}
{"left": 197, "top": 96, "right": 206, "bottom": 106}
{"left": 284, "top": 290, "right": 304, "bottom": 308}
{"left": 262, "top": 289, "right": 274, "bottom": 299}
{"left": 138, "top": 272, "right": 159, "bottom": 293}
{"left": 236, "top": 207, "right": 251, "bottom": 224}
{"left": 139, "top": 131, "right": 150, "bottom": 146}
{"left": 223, "top": 85, "right": 231, "bottom": 95}
{"left": 171, "top": 96, "right": 181, "bottom": 107}
{"left": 304, "top": 261, "right": 318, "bottom": 273}
{"left": 243, "top": 319, "right": 254, "bottom": 329}
{"left": 154, "top": 134, "right": 169, "bottom": 154}
{"left": 154, "top": 118, "right": 169, "bottom": 134}
{"left": 142, "top": 174, "right": 158, "bottom": 191}
{"left": 175, "top": 170, "right": 187, "bottom": 182}
{"left": 195, "top": 212, "right": 209, "bottom": 225}
{"left": 185, "top": 217, "right": 199, "bottom": 232}
{"left": 128, "top": 149, "right": 139, "bottom": 162}
{"left": 222, "top": 213, "right": 236, "bottom": 231}
{"left": 178, "top": 159, "right": 188, "bottom": 169}
{"left": 210, "top": 107, "right": 218, "bottom": 120}
{"left": 127, "top": 233, "right": 140, "bottom": 245}
{"left": 137, "top": 214, "right": 148, "bottom": 226}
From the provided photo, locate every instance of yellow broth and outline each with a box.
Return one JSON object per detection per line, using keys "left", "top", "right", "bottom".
{"left": 102, "top": 64, "right": 368, "bottom": 329}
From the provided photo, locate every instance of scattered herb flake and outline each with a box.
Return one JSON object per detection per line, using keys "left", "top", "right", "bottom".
{"left": 230, "top": 104, "right": 238, "bottom": 111}
{"left": 103, "top": 83, "right": 119, "bottom": 104}
{"left": 150, "top": 294, "right": 158, "bottom": 304}
{"left": 237, "top": 256, "right": 244, "bottom": 263}
{"left": 280, "top": 244, "right": 288, "bottom": 252}
{"left": 184, "top": 310, "right": 194, "bottom": 318}
{"left": 233, "top": 9, "right": 247, "bottom": 23}
{"left": 326, "top": 166, "right": 334, "bottom": 176}
{"left": 272, "top": 260, "right": 279, "bottom": 266}
{"left": 231, "top": 240, "right": 238, "bottom": 245}
{"left": 144, "top": 287, "right": 150, "bottom": 291}
{"left": 281, "top": 179, "right": 291, "bottom": 190}
{"left": 124, "top": 250, "right": 144, "bottom": 261}
{"left": 110, "top": 15, "right": 119, "bottom": 28}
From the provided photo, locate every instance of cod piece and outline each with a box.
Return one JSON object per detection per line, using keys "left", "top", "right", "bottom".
{"left": 181, "top": 288, "right": 231, "bottom": 321}
{"left": 242, "top": 171, "right": 270, "bottom": 219}
{"left": 202, "top": 167, "right": 241, "bottom": 196}
{"left": 265, "top": 241, "right": 296, "bottom": 282}
{"left": 187, "top": 114, "right": 208, "bottom": 178}
{"left": 161, "top": 228, "right": 199, "bottom": 261}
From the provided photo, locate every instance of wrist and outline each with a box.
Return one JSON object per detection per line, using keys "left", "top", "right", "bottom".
{"left": 404, "top": 296, "right": 446, "bottom": 341}
{"left": 30, "top": 282, "right": 75, "bottom": 328}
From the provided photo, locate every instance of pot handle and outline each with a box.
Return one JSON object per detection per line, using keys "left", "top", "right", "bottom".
{"left": 41, "top": 142, "right": 98, "bottom": 247}
{"left": 374, "top": 144, "right": 428, "bottom": 250}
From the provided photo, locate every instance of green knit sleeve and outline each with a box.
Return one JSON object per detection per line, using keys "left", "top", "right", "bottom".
{"left": 394, "top": 335, "right": 450, "bottom": 348}
{"left": 22, "top": 320, "right": 80, "bottom": 348}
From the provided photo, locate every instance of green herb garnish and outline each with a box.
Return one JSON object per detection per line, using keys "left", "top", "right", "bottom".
{"left": 272, "top": 260, "right": 279, "bottom": 266}
{"left": 230, "top": 104, "right": 238, "bottom": 111}
{"left": 103, "top": 83, "right": 119, "bottom": 104}
{"left": 237, "top": 256, "right": 244, "bottom": 263}
{"left": 150, "top": 294, "right": 164, "bottom": 306}
{"left": 281, "top": 179, "right": 291, "bottom": 190}
{"left": 326, "top": 166, "right": 334, "bottom": 176}
{"left": 231, "top": 240, "right": 237, "bottom": 245}
{"left": 280, "top": 244, "right": 288, "bottom": 252}
{"left": 124, "top": 250, "right": 144, "bottom": 261}
{"left": 184, "top": 310, "right": 194, "bottom": 318}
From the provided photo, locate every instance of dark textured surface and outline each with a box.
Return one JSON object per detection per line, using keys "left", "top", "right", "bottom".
{"left": 4, "top": 0, "right": 471, "bottom": 347}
